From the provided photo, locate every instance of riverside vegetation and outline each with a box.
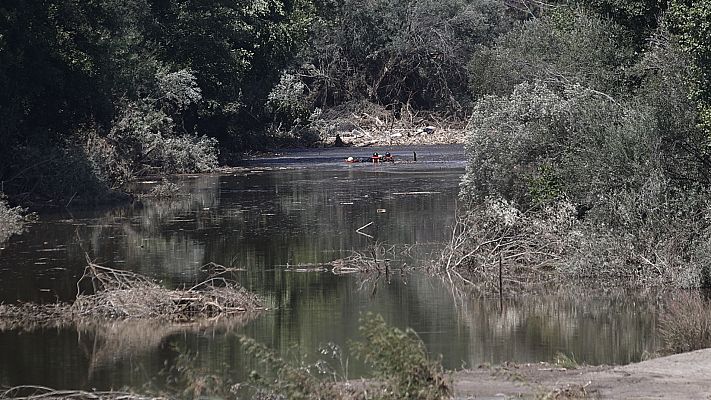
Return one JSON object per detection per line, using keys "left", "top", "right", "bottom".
{"left": 0, "top": 314, "right": 451, "bottom": 400}
{"left": 5, "top": 1, "right": 711, "bottom": 292}
{"left": 0, "top": 0, "right": 700, "bottom": 204}
{"left": 4, "top": 0, "right": 711, "bottom": 281}
{"left": 238, "top": 313, "right": 451, "bottom": 400}
{"left": 434, "top": 1, "right": 711, "bottom": 292}
{"left": 0, "top": 194, "right": 26, "bottom": 244}
{"left": 4, "top": 0, "right": 711, "bottom": 398}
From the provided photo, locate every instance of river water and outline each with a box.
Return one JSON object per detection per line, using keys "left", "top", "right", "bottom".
{"left": 0, "top": 145, "right": 659, "bottom": 391}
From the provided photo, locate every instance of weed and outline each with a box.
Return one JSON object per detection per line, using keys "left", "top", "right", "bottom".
{"left": 143, "top": 179, "right": 183, "bottom": 199}
{"left": 350, "top": 313, "right": 451, "bottom": 400}
{"left": 160, "top": 343, "right": 235, "bottom": 399}
{"left": 0, "top": 193, "right": 27, "bottom": 244}
{"left": 658, "top": 292, "right": 711, "bottom": 354}
{"left": 538, "top": 382, "right": 592, "bottom": 399}
{"left": 553, "top": 352, "right": 579, "bottom": 370}
{"left": 238, "top": 336, "right": 345, "bottom": 400}
{"left": 240, "top": 313, "right": 451, "bottom": 400}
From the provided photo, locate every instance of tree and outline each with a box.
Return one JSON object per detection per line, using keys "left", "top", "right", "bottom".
{"left": 667, "top": 1, "right": 711, "bottom": 133}
{"left": 468, "top": 6, "right": 634, "bottom": 98}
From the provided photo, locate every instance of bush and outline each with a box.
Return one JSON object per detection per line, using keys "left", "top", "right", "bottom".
{"left": 462, "top": 81, "right": 659, "bottom": 209}
{"left": 458, "top": 72, "right": 711, "bottom": 289}
{"left": 2, "top": 142, "right": 114, "bottom": 203}
{"left": 240, "top": 313, "right": 451, "bottom": 400}
{"left": 302, "top": 0, "right": 512, "bottom": 112}
{"left": 437, "top": 198, "right": 578, "bottom": 292}
{"left": 238, "top": 338, "right": 349, "bottom": 400}
{"left": 268, "top": 72, "right": 311, "bottom": 129}
{"left": 0, "top": 194, "right": 26, "bottom": 244}
{"left": 103, "top": 102, "right": 218, "bottom": 178}
{"left": 468, "top": 6, "right": 634, "bottom": 97}
{"left": 351, "top": 313, "right": 451, "bottom": 400}
{"left": 658, "top": 292, "right": 711, "bottom": 354}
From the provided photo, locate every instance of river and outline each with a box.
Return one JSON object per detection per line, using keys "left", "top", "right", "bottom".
{"left": 0, "top": 145, "right": 659, "bottom": 392}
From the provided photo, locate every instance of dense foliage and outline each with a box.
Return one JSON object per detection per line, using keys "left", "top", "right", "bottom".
{"left": 458, "top": 2, "right": 711, "bottom": 288}
{"left": 0, "top": 0, "right": 312, "bottom": 202}
{"left": 3, "top": 1, "right": 711, "bottom": 288}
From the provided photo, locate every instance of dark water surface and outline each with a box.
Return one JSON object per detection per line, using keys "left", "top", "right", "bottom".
{"left": 0, "top": 145, "right": 658, "bottom": 391}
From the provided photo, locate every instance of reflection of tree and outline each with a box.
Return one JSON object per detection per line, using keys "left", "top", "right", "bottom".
{"left": 208, "top": 169, "right": 461, "bottom": 290}
{"left": 76, "top": 316, "right": 258, "bottom": 378}
{"left": 95, "top": 176, "right": 223, "bottom": 279}
{"left": 455, "top": 293, "right": 659, "bottom": 365}
{"left": 1, "top": 166, "right": 461, "bottom": 301}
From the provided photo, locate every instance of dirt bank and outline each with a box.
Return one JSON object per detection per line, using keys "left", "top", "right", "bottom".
{"left": 453, "top": 349, "right": 711, "bottom": 399}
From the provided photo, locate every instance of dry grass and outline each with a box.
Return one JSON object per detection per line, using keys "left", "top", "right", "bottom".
{"left": 658, "top": 292, "right": 711, "bottom": 354}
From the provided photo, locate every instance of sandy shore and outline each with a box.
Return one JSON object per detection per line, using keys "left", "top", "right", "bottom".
{"left": 453, "top": 348, "right": 711, "bottom": 399}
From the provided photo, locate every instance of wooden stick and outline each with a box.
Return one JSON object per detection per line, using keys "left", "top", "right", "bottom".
{"left": 356, "top": 221, "right": 375, "bottom": 238}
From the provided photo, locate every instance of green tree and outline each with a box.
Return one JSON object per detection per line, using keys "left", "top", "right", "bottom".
{"left": 468, "top": 6, "right": 634, "bottom": 97}
{"left": 302, "top": 0, "right": 512, "bottom": 112}
{"left": 667, "top": 1, "right": 711, "bottom": 132}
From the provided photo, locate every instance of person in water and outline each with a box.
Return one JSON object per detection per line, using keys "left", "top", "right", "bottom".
{"left": 371, "top": 152, "right": 380, "bottom": 162}
{"left": 383, "top": 152, "right": 394, "bottom": 162}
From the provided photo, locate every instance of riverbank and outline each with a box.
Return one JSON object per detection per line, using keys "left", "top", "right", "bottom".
{"left": 313, "top": 101, "right": 467, "bottom": 147}
{"left": 453, "top": 348, "right": 711, "bottom": 399}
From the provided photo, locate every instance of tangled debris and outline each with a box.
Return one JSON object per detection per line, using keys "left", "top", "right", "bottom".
{"left": 0, "top": 386, "right": 161, "bottom": 400}
{"left": 0, "top": 386, "right": 163, "bottom": 400}
{"left": 313, "top": 100, "right": 467, "bottom": 147}
{"left": 72, "top": 262, "right": 261, "bottom": 321}
{"left": 0, "top": 261, "right": 263, "bottom": 330}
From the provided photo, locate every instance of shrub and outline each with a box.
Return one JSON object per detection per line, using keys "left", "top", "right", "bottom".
{"left": 468, "top": 6, "right": 634, "bottom": 97}
{"left": 2, "top": 142, "right": 114, "bottom": 203}
{"left": 351, "top": 313, "right": 451, "bottom": 400}
{"left": 462, "top": 80, "right": 660, "bottom": 209}
{"left": 437, "top": 198, "right": 578, "bottom": 293}
{"left": 240, "top": 313, "right": 451, "bottom": 400}
{"left": 142, "top": 179, "right": 182, "bottom": 200}
{"left": 458, "top": 74, "right": 711, "bottom": 289}
{"left": 268, "top": 72, "right": 311, "bottom": 129}
{"left": 0, "top": 194, "right": 26, "bottom": 244}
{"left": 239, "top": 337, "right": 346, "bottom": 400}
{"left": 553, "top": 352, "right": 579, "bottom": 369}
{"left": 658, "top": 292, "right": 711, "bottom": 354}
{"left": 104, "top": 103, "right": 218, "bottom": 178}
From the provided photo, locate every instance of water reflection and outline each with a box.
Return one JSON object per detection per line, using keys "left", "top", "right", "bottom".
{"left": 0, "top": 145, "right": 661, "bottom": 392}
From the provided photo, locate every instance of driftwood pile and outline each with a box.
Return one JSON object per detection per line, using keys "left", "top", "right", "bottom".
{"left": 0, "top": 261, "right": 263, "bottom": 330}
{"left": 313, "top": 100, "right": 467, "bottom": 147}
{"left": 72, "top": 262, "right": 261, "bottom": 322}
{"left": 0, "top": 386, "right": 162, "bottom": 400}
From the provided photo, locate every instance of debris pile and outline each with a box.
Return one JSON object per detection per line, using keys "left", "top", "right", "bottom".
{"left": 312, "top": 101, "right": 467, "bottom": 147}
{"left": 0, "top": 261, "right": 263, "bottom": 330}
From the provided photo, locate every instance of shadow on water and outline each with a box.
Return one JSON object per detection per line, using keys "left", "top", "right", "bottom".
{"left": 0, "top": 145, "right": 661, "bottom": 391}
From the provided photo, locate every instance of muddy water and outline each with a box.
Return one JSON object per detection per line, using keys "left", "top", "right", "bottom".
{"left": 0, "top": 145, "right": 658, "bottom": 391}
